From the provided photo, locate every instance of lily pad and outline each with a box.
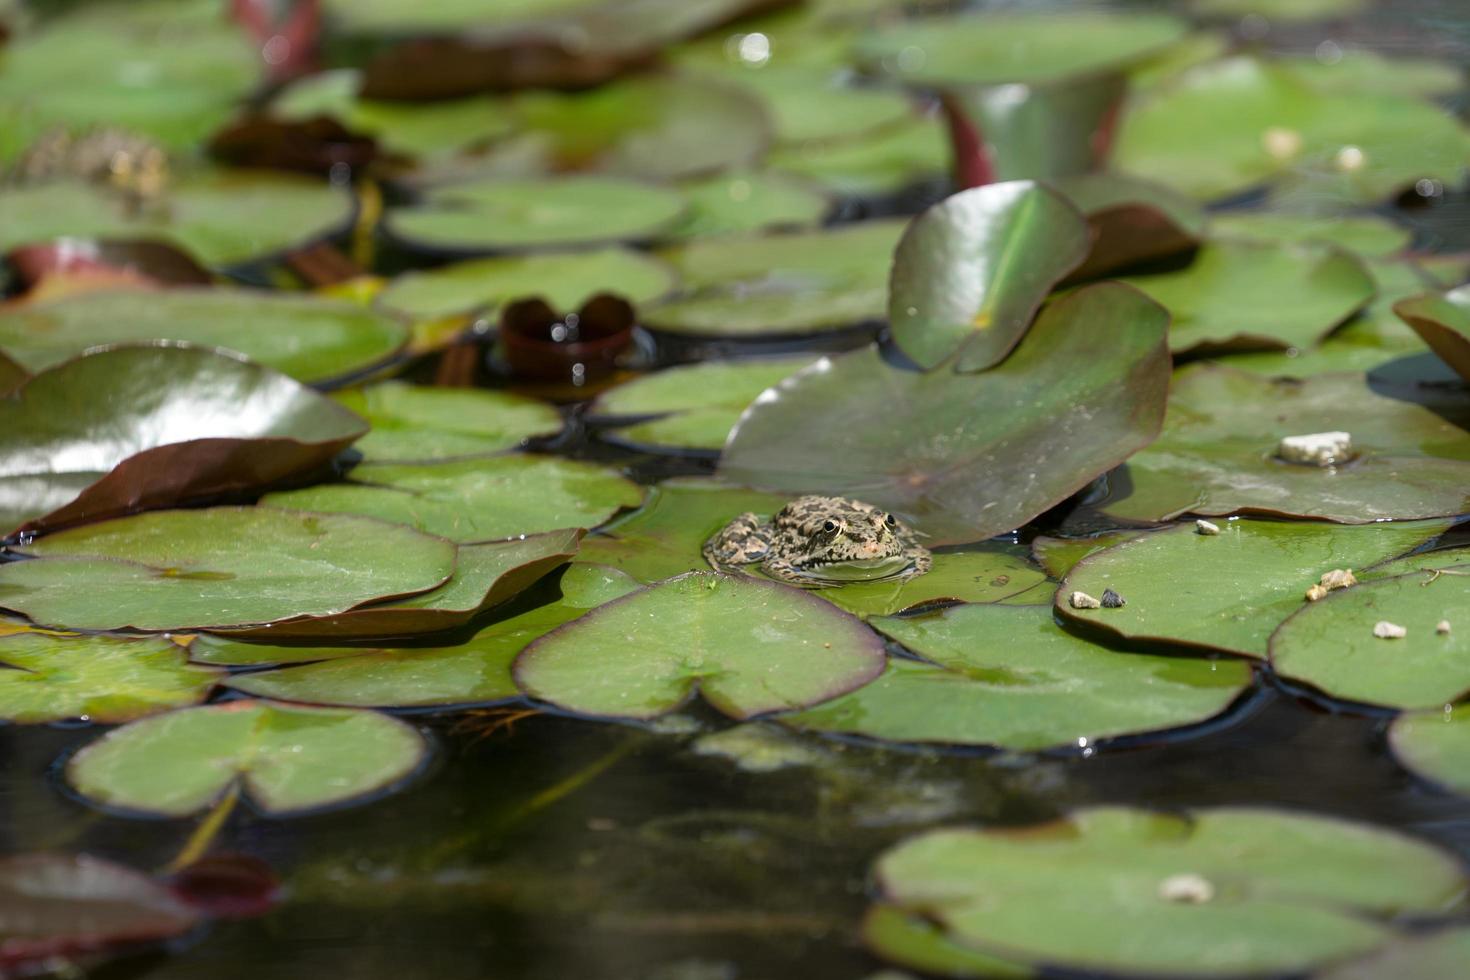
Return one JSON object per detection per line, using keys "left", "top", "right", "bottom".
{"left": 643, "top": 220, "right": 905, "bottom": 338}
{"left": 665, "top": 171, "right": 830, "bottom": 240}
{"left": 0, "top": 346, "right": 368, "bottom": 536}
{"left": 215, "top": 529, "right": 583, "bottom": 642}
{"left": 1211, "top": 211, "right": 1410, "bottom": 258}
{"left": 0, "top": 632, "right": 221, "bottom": 724}
{"left": 1281, "top": 49, "right": 1465, "bottom": 100}
{"left": 66, "top": 700, "right": 428, "bottom": 817}
{"left": 1390, "top": 707, "right": 1470, "bottom": 797}
{"left": 1194, "top": 0, "right": 1367, "bottom": 20}
{"left": 0, "top": 507, "right": 457, "bottom": 631}
{"left": 386, "top": 176, "right": 687, "bottom": 253}
{"left": 1057, "top": 518, "right": 1447, "bottom": 658}
{"left": 816, "top": 548, "right": 1048, "bottom": 619}
{"left": 588, "top": 356, "right": 817, "bottom": 454}
{"left": 1031, "top": 530, "right": 1149, "bottom": 579}
{"left": 873, "top": 806, "right": 1465, "bottom": 977}
{"left": 888, "top": 181, "right": 1092, "bottom": 371}
{"left": 1271, "top": 570, "right": 1470, "bottom": 710}
{"left": 0, "top": 287, "right": 408, "bottom": 382}
{"left": 224, "top": 563, "right": 640, "bottom": 708}
{"left": 1116, "top": 241, "right": 1374, "bottom": 354}
{"left": 1394, "top": 286, "right": 1470, "bottom": 383}
{"left": 767, "top": 115, "right": 949, "bottom": 197}
{"left": 376, "top": 247, "right": 676, "bottom": 321}
{"left": 864, "top": 904, "right": 1029, "bottom": 980}
{"left": 1101, "top": 364, "right": 1470, "bottom": 524}
{"left": 262, "top": 455, "right": 643, "bottom": 543}
{"left": 514, "top": 571, "right": 886, "bottom": 720}
{"left": 786, "top": 604, "right": 1251, "bottom": 750}
{"left": 0, "top": 351, "right": 25, "bottom": 396}
{"left": 1049, "top": 174, "right": 1208, "bottom": 281}
{"left": 719, "top": 66, "right": 914, "bottom": 144}
{"left": 720, "top": 283, "right": 1171, "bottom": 546}
{"left": 1323, "top": 930, "right": 1470, "bottom": 980}
{"left": 333, "top": 382, "right": 563, "bottom": 463}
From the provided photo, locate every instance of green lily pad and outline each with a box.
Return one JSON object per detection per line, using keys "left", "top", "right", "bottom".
{"left": 262, "top": 455, "right": 643, "bottom": 543}
{"left": 387, "top": 176, "right": 687, "bottom": 253}
{"left": 786, "top": 604, "right": 1251, "bottom": 750}
{"left": 214, "top": 529, "right": 583, "bottom": 643}
{"left": 589, "top": 356, "right": 816, "bottom": 454}
{"left": 66, "top": 700, "right": 428, "bottom": 817}
{"left": 0, "top": 507, "right": 457, "bottom": 632}
{"left": 1193, "top": 0, "right": 1367, "bottom": 20}
{"left": 376, "top": 246, "right": 676, "bottom": 321}
{"left": 224, "top": 562, "right": 640, "bottom": 708}
{"left": 889, "top": 181, "right": 1092, "bottom": 371}
{"left": 864, "top": 904, "right": 1030, "bottom": 979}
{"left": 856, "top": 12, "right": 1187, "bottom": 88}
{"left": 643, "top": 219, "right": 905, "bottom": 338}
{"left": 1390, "top": 707, "right": 1470, "bottom": 796}
{"left": 1394, "top": 286, "right": 1470, "bottom": 383}
{"left": 320, "top": 0, "right": 600, "bottom": 32}
{"left": 0, "top": 170, "right": 355, "bottom": 268}
{"left": 0, "top": 351, "right": 25, "bottom": 397}
{"left": 333, "top": 382, "right": 563, "bottom": 463}
{"left": 1115, "top": 57, "right": 1470, "bottom": 204}
{"left": 1281, "top": 50, "right": 1465, "bottom": 100}
{"left": 1211, "top": 211, "right": 1411, "bottom": 258}
{"left": 1057, "top": 518, "right": 1448, "bottom": 658}
{"left": 1049, "top": 174, "right": 1208, "bottom": 281}
{"left": 816, "top": 548, "right": 1048, "bottom": 619}
{"left": 665, "top": 171, "right": 830, "bottom": 240}
{"left": 1271, "top": 569, "right": 1470, "bottom": 710}
{"left": 1323, "top": 930, "right": 1470, "bottom": 980}
{"left": 767, "top": 115, "right": 949, "bottom": 197}
{"left": 0, "top": 632, "right": 221, "bottom": 724}
{"left": 0, "top": 287, "right": 408, "bottom": 383}
{"left": 0, "top": 346, "right": 368, "bottom": 536}
{"left": 1116, "top": 241, "right": 1374, "bottom": 354}
{"left": 514, "top": 571, "right": 886, "bottom": 720}
{"left": 1031, "top": 530, "right": 1148, "bottom": 578}
{"left": 720, "top": 66, "right": 913, "bottom": 144}
{"left": 1101, "top": 364, "right": 1470, "bottom": 524}
{"left": 1128, "top": 31, "right": 1233, "bottom": 91}
{"left": 873, "top": 806, "right": 1464, "bottom": 977}
{"left": 720, "top": 283, "right": 1171, "bottom": 546}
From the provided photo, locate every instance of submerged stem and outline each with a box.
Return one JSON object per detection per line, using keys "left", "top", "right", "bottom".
{"left": 162, "top": 782, "right": 241, "bottom": 874}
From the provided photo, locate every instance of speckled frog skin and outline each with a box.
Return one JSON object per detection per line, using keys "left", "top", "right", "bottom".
{"left": 702, "top": 495, "right": 931, "bottom": 587}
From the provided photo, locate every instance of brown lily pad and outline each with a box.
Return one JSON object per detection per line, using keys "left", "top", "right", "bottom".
{"left": 1394, "top": 286, "right": 1470, "bottom": 383}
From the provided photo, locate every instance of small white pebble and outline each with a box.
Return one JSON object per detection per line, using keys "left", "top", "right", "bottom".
{"left": 1277, "top": 431, "right": 1353, "bottom": 467}
{"left": 1158, "top": 873, "right": 1215, "bottom": 904}
{"left": 1319, "top": 568, "right": 1357, "bottom": 591}
{"left": 1437, "top": 620, "right": 1452, "bottom": 635}
{"left": 1195, "top": 519, "right": 1220, "bottom": 536}
{"left": 1305, "top": 584, "right": 1330, "bottom": 602}
{"left": 1069, "top": 591, "right": 1101, "bottom": 610}
{"left": 1374, "top": 621, "right": 1407, "bottom": 639}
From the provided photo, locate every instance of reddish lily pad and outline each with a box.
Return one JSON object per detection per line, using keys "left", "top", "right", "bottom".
{"left": 1394, "top": 286, "right": 1470, "bottom": 383}
{"left": 720, "top": 283, "right": 1172, "bottom": 546}
{"left": 1050, "top": 174, "right": 1207, "bottom": 281}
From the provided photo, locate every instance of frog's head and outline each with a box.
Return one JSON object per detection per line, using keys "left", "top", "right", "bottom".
{"left": 779, "top": 496, "right": 914, "bottom": 571}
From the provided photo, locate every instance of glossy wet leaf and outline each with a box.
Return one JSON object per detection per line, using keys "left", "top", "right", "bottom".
{"left": 67, "top": 700, "right": 428, "bottom": 817}
{"left": 863, "top": 905, "right": 1030, "bottom": 980}
{"left": 216, "top": 529, "right": 583, "bottom": 642}
{"left": 1211, "top": 211, "right": 1410, "bottom": 258}
{"left": 1394, "top": 287, "right": 1470, "bottom": 383}
{"left": 0, "top": 632, "right": 221, "bottom": 724}
{"left": 1058, "top": 518, "right": 1447, "bottom": 658}
{"left": 721, "top": 283, "right": 1171, "bottom": 546}
{"left": 1050, "top": 174, "right": 1207, "bottom": 281}
{"left": 387, "top": 176, "right": 687, "bottom": 253}
{"left": 1323, "top": 929, "right": 1470, "bottom": 980}
{"left": 589, "top": 356, "right": 816, "bottom": 454}
{"left": 0, "top": 507, "right": 456, "bottom": 631}
{"left": 0, "top": 346, "right": 368, "bottom": 535}
{"left": 1391, "top": 707, "right": 1470, "bottom": 797}
{"left": 643, "top": 220, "right": 905, "bottom": 337}
{"left": 874, "top": 806, "right": 1464, "bottom": 977}
{"left": 1117, "top": 241, "right": 1374, "bottom": 354}
{"left": 1102, "top": 364, "right": 1470, "bottom": 524}
{"left": 787, "top": 604, "right": 1250, "bottom": 750}
{"left": 767, "top": 115, "right": 949, "bottom": 197}
{"left": 665, "top": 171, "right": 829, "bottom": 240}
{"left": 263, "top": 455, "right": 643, "bottom": 543}
{"left": 0, "top": 288, "right": 408, "bottom": 382}
{"left": 376, "top": 247, "right": 676, "bottom": 321}
{"left": 515, "top": 571, "right": 886, "bottom": 720}
{"left": 334, "top": 382, "right": 563, "bottom": 463}
{"left": 888, "top": 182, "right": 1091, "bottom": 371}
{"left": 816, "top": 548, "right": 1048, "bottom": 619}
{"left": 1271, "top": 570, "right": 1470, "bottom": 710}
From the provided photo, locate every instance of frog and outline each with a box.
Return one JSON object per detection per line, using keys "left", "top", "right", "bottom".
{"left": 702, "top": 495, "right": 931, "bottom": 587}
{"left": 10, "top": 127, "right": 170, "bottom": 216}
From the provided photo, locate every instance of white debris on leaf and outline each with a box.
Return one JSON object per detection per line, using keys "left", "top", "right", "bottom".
{"left": 1306, "top": 568, "right": 1357, "bottom": 602}
{"left": 1374, "top": 621, "right": 1407, "bottom": 639}
{"left": 1195, "top": 519, "right": 1220, "bottom": 535}
{"left": 1158, "top": 873, "right": 1215, "bottom": 904}
{"left": 1276, "top": 431, "right": 1353, "bottom": 467}
{"left": 1305, "top": 584, "right": 1329, "bottom": 602}
{"left": 1069, "top": 591, "right": 1101, "bottom": 610}
{"left": 1437, "top": 620, "right": 1452, "bottom": 635}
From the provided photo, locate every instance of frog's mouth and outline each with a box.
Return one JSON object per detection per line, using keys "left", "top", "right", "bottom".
{"left": 788, "top": 554, "right": 916, "bottom": 585}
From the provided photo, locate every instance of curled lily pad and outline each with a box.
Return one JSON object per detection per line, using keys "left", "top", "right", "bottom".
{"left": 588, "top": 356, "right": 816, "bottom": 454}
{"left": 1390, "top": 708, "right": 1470, "bottom": 797}
{"left": 888, "top": 181, "right": 1091, "bottom": 371}
{"left": 786, "top": 604, "right": 1251, "bottom": 750}
{"left": 1058, "top": 518, "right": 1448, "bottom": 659}
{"left": 1050, "top": 174, "right": 1207, "bottom": 281}
{"left": 767, "top": 115, "right": 949, "bottom": 198}
{"left": 0, "top": 346, "right": 368, "bottom": 536}
{"left": 514, "top": 571, "right": 887, "bottom": 720}
{"left": 333, "top": 382, "right": 563, "bottom": 463}
{"left": 0, "top": 287, "right": 408, "bottom": 382}
{"left": 864, "top": 904, "right": 1029, "bottom": 980}
{"left": 387, "top": 176, "right": 687, "bottom": 254}
{"left": 665, "top": 171, "right": 830, "bottom": 241}
{"left": 720, "top": 283, "right": 1171, "bottom": 546}
{"left": 215, "top": 529, "right": 583, "bottom": 642}
{"left": 1394, "top": 286, "right": 1470, "bottom": 383}
{"left": 376, "top": 247, "right": 676, "bottom": 321}
{"left": 1116, "top": 241, "right": 1374, "bottom": 354}
{"left": 262, "top": 455, "right": 644, "bottom": 543}
{"left": 0, "top": 507, "right": 457, "bottom": 631}
{"left": 0, "top": 632, "right": 221, "bottom": 724}
{"left": 1211, "top": 211, "right": 1410, "bottom": 258}
{"left": 643, "top": 220, "right": 905, "bottom": 338}
{"left": 1271, "top": 569, "right": 1470, "bottom": 710}
{"left": 66, "top": 700, "right": 428, "bottom": 817}
{"left": 874, "top": 807, "right": 1465, "bottom": 977}
{"left": 225, "top": 563, "right": 640, "bottom": 708}
{"left": 1101, "top": 364, "right": 1470, "bottom": 524}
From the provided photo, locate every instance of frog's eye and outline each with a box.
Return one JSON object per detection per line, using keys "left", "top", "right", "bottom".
{"left": 884, "top": 513, "right": 898, "bottom": 529}
{"left": 821, "top": 519, "right": 840, "bottom": 536}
